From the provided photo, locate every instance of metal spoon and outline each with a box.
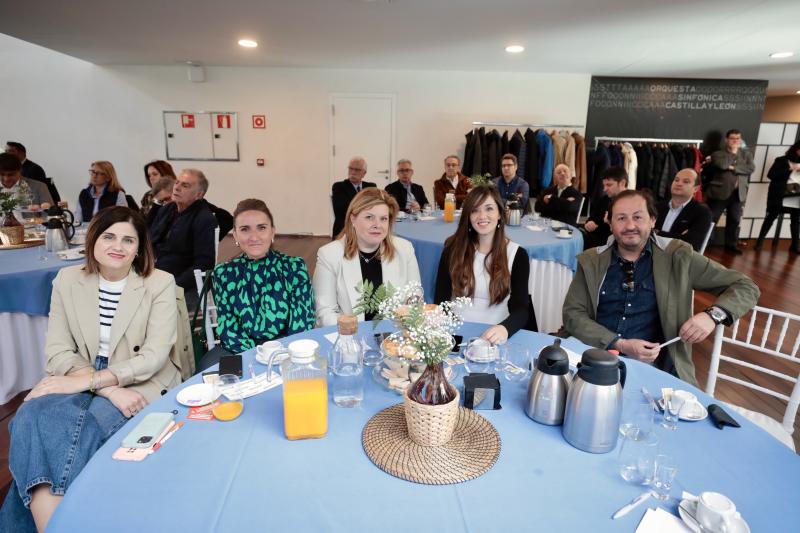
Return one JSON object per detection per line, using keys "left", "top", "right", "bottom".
{"left": 678, "top": 501, "right": 709, "bottom": 532}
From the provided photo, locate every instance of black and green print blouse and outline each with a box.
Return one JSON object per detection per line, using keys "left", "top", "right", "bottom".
{"left": 212, "top": 251, "right": 315, "bottom": 353}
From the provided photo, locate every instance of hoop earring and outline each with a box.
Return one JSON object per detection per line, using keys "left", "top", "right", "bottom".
{"left": 235, "top": 241, "right": 240, "bottom": 247}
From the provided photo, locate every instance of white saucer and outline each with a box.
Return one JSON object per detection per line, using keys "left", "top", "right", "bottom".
{"left": 555, "top": 232, "right": 574, "bottom": 239}
{"left": 176, "top": 383, "right": 217, "bottom": 406}
{"left": 678, "top": 499, "right": 750, "bottom": 533}
{"left": 657, "top": 398, "right": 708, "bottom": 421}
{"left": 57, "top": 248, "right": 85, "bottom": 261}
{"left": 255, "top": 350, "right": 289, "bottom": 366}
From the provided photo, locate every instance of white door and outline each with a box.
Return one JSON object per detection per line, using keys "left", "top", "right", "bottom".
{"left": 329, "top": 94, "right": 395, "bottom": 187}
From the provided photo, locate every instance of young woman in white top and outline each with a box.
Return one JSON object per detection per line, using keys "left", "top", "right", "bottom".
{"left": 313, "top": 188, "right": 421, "bottom": 326}
{"left": 435, "top": 185, "right": 533, "bottom": 344}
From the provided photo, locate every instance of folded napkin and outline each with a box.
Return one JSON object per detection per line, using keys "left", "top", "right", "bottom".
{"left": 708, "top": 404, "right": 741, "bottom": 429}
{"left": 417, "top": 216, "right": 436, "bottom": 221}
{"left": 526, "top": 225, "right": 543, "bottom": 232}
{"left": 635, "top": 507, "right": 692, "bottom": 532}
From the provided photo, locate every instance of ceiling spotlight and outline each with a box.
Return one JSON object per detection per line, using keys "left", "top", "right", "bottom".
{"left": 796, "top": 90, "right": 800, "bottom": 94}
{"left": 505, "top": 45, "right": 525, "bottom": 54}
{"left": 238, "top": 39, "right": 258, "bottom": 48}
{"left": 769, "top": 51, "right": 793, "bottom": 59}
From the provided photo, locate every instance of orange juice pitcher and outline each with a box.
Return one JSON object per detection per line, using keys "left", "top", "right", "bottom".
{"left": 443, "top": 192, "right": 456, "bottom": 222}
{"left": 268, "top": 339, "right": 328, "bottom": 440}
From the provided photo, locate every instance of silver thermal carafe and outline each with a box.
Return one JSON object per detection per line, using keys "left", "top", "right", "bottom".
{"left": 44, "top": 217, "right": 69, "bottom": 252}
{"left": 525, "top": 339, "right": 571, "bottom": 425}
{"left": 562, "top": 348, "right": 627, "bottom": 453}
{"left": 505, "top": 199, "right": 522, "bottom": 226}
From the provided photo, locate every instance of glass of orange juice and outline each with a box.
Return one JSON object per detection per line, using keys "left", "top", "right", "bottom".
{"left": 212, "top": 374, "right": 244, "bottom": 421}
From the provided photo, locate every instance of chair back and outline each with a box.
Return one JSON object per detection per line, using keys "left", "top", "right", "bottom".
{"left": 699, "top": 221, "right": 715, "bottom": 254}
{"left": 214, "top": 226, "right": 220, "bottom": 263}
{"left": 575, "top": 196, "right": 585, "bottom": 225}
{"left": 706, "top": 305, "right": 800, "bottom": 436}
{"left": 193, "top": 268, "right": 219, "bottom": 350}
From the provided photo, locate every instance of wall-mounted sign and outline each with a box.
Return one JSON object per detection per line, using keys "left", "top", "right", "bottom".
{"left": 181, "top": 114, "right": 195, "bottom": 128}
{"left": 217, "top": 114, "right": 231, "bottom": 129}
{"left": 252, "top": 115, "right": 266, "bottom": 129}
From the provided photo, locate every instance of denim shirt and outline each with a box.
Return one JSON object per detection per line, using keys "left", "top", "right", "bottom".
{"left": 596, "top": 242, "right": 665, "bottom": 350}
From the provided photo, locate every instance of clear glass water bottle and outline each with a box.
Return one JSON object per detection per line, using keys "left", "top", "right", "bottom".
{"left": 331, "top": 314, "right": 364, "bottom": 407}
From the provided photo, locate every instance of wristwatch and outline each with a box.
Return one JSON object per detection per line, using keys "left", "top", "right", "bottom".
{"left": 704, "top": 306, "right": 727, "bottom": 325}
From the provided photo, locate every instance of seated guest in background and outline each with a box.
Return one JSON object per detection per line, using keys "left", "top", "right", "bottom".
{"left": 434, "top": 154, "right": 471, "bottom": 209}
{"left": 562, "top": 190, "right": 759, "bottom": 387}
{"left": 144, "top": 176, "right": 176, "bottom": 226}
{"left": 4, "top": 141, "right": 59, "bottom": 202}
{"left": 149, "top": 168, "right": 217, "bottom": 309}
{"left": 385, "top": 158, "right": 429, "bottom": 213}
{"left": 0, "top": 207, "right": 181, "bottom": 533}
{"left": 435, "top": 185, "right": 533, "bottom": 344}
{"left": 756, "top": 141, "right": 800, "bottom": 253}
{"left": 0, "top": 152, "right": 53, "bottom": 207}
{"left": 493, "top": 153, "right": 530, "bottom": 211}
{"left": 331, "top": 156, "right": 376, "bottom": 237}
{"left": 198, "top": 199, "right": 315, "bottom": 370}
{"left": 75, "top": 161, "right": 127, "bottom": 223}
{"left": 581, "top": 166, "right": 627, "bottom": 250}
{"left": 314, "top": 188, "right": 420, "bottom": 326}
{"left": 535, "top": 163, "right": 582, "bottom": 224}
{"left": 655, "top": 169, "right": 713, "bottom": 252}
{"left": 140, "top": 160, "right": 176, "bottom": 218}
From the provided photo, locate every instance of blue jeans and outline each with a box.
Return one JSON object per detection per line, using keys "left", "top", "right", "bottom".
{"left": 0, "top": 357, "right": 128, "bottom": 532}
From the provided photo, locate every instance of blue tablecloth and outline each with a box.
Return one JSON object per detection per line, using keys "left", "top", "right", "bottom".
{"left": 0, "top": 247, "right": 74, "bottom": 315}
{"left": 49, "top": 322, "right": 798, "bottom": 532}
{"left": 394, "top": 217, "right": 582, "bottom": 303}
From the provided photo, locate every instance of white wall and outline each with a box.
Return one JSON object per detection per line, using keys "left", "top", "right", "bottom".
{"left": 0, "top": 34, "right": 591, "bottom": 235}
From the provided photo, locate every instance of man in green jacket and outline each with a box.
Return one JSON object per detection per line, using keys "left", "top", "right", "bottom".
{"left": 563, "top": 190, "right": 759, "bottom": 386}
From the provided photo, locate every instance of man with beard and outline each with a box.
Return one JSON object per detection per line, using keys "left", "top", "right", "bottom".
{"left": 562, "top": 190, "right": 758, "bottom": 386}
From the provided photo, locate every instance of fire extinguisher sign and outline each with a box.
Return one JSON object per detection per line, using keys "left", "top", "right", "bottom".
{"left": 181, "top": 114, "right": 195, "bottom": 128}
{"left": 216, "top": 114, "right": 231, "bottom": 129}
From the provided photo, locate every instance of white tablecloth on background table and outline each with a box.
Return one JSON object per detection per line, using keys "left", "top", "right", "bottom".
{"left": 0, "top": 312, "right": 48, "bottom": 404}
{"left": 529, "top": 259, "right": 573, "bottom": 334}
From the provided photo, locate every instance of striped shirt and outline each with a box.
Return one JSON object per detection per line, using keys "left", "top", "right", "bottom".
{"left": 98, "top": 276, "right": 127, "bottom": 357}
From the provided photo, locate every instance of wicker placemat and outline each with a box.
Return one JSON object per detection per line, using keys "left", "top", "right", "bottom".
{"left": 362, "top": 403, "right": 501, "bottom": 485}
{"left": 0, "top": 239, "right": 44, "bottom": 250}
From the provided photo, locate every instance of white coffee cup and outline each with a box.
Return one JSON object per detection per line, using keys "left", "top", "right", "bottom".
{"left": 256, "top": 340, "right": 285, "bottom": 364}
{"left": 696, "top": 492, "right": 739, "bottom": 532}
{"left": 559, "top": 228, "right": 571, "bottom": 237}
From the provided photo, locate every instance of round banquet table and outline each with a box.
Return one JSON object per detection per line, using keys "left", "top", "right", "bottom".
{"left": 0, "top": 246, "right": 75, "bottom": 404}
{"left": 47, "top": 322, "right": 798, "bottom": 533}
{"left": 393, "top": 215, "right": 582, "bottom": 334}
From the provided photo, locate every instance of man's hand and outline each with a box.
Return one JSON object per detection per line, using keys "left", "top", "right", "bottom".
{"left": 543, "top": 194, "right": 552, "bottom": 204}
{"left": 616, "top": 338, "right": 660, "bottom": 363}
{"left": 679, "top": 312, "right": 716, "bottom": 344}
{"left": 584, "top": 220, "right": 598, "bottom": 232}
{"left": 25, "top": 375, "right": 88, "bottom": 401}
{"left": 106, "top": 387, "right": 148, "bottom": 418}
{"left": 409, "top": 201, "right": 421, "bottom": 212}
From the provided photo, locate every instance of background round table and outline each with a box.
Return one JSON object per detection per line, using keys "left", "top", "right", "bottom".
{"left": 48, "top": 322, "right": 799, "bottom": 532}
{"left": 0, "top": 246, "right": 75, "bottom": 404}
{"left": 394, "top": 215, "right": 583, "bottom": 333}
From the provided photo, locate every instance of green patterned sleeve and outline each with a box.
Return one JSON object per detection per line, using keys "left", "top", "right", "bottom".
{"left": 213, "top": 263, "right": 252, "bottom": 353}
{"left": 287, "top": 256, "right": 316, "bottom": 334}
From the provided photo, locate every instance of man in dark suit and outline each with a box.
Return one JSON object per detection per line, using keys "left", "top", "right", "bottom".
{"left": 385, "top": 159, "right": 429, "bottom": 213}
{"left": 5, "top": 141, "right": 60, "bottom": 202}
{"left": 581, "top": 166, "right": 627, "bottom": 250}
{"left": 655, "top": 169, "right": 713, "bottom": 252}
{"left": 331, "top": 156, "right": 376, "bottom": 237}
{"left": 535, "top": 163, "right": 582, "bottom": 224}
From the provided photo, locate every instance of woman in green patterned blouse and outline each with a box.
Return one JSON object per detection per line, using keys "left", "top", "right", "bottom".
{"left": 198, "top": 199, "right": 315, "bottom": 369}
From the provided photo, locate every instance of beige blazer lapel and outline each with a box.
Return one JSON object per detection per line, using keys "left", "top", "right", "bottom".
{"left": 341, "top": 253, "right": 363, "bottom": 318}
{"left": 72, "top": 272, "right": 100, "bottom": 358}
{"left": 108, "top": 271, "right": 145, "bottom": 356}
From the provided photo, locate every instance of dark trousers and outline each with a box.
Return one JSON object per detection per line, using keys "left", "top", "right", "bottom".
{"left": 708, "top": 194, "right": 742, "bottom": 247}
{"left": 759, "top": 207, "right": 800, "bottom": 246}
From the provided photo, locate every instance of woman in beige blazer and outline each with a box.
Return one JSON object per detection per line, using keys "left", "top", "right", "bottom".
{"left": 1, "top": 206, "right": 181, "bottom": 533}
{"left": 313, "top": 188, "right": 421, "bottom": 326}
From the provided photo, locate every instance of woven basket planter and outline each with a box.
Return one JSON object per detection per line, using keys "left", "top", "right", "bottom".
{"left": 404, "top": 387, "right": 460, "bottom": 447}
{"left": 0, "top": 225, "right": 24, "bottom": 245}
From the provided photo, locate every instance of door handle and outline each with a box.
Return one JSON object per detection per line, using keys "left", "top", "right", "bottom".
{"left": 377, "top": 170, "right": 390, "bottom": 174}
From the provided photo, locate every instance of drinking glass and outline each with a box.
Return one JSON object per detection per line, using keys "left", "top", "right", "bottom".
{"left": 360, "top": 334, "right": 383, "bottom": 367}
{"left": 652, "top": 454, "right": 678, "bottom": 500}
{"left": 463, "top": 337, "right": 498, "bottom": 374}
{"left": 618, "top": 428, "right": 659, "bottom": 485}
{"left": 661, "top": 395, "right": 686, "bottom": 430}
{"left": 422, "top": 203, "right": 432, "bottom": 217}
{"left": 620, "top": 395, "right": 656, "bottom": 437}
{"left": 498, "top": 343, "right": 531, "bottom": 383}
{"left": 212, "top": 374, "right": 244, "bottom": 421}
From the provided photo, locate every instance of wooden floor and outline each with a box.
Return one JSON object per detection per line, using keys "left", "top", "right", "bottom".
{"left": 2, "top": 236, "right": 798, "bottom": 504}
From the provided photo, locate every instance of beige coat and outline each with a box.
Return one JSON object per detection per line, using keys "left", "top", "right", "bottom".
{"left": 45, "top": 265, "right": 182, "bottom": 403}
{"left": 312, "top": 237, "right": 421, "bottom": 327}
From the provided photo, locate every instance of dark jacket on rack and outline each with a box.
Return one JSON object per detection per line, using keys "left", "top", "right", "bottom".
{"left": 589, "top": 144, "right": 611, "bottom": 205}
{"left": 463, "top": 130, "right": 475, "bottom": 177}
{"left": 486, "top": 129, "right": 503, "bottom": 178}
{"left": 655, "top": 199, "right": 713, "bottom": 252}
{"left": 509, "top": 130, "right": 527, "bottom": 180}
{"left": 634, "top": 144, "right": 653, "bottom": 191}
{"left": 524, "top": 128, "right": 540, "bottom": 194}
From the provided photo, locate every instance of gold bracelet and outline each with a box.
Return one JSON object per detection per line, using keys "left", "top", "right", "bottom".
{"left": 89, "top": 368, "right": 96, "bottom": 393}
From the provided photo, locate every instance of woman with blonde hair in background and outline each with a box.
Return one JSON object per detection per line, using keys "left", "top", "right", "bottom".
{"left": 75, "top": 160, "right": 127, "bottom": 223}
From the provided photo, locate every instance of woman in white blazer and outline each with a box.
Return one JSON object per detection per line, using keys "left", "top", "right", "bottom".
{"left": 0, "top": 207, "right": 181, "bottom": 533}
{"left": 314, "top": 188, "right": 421, "bottom": 326}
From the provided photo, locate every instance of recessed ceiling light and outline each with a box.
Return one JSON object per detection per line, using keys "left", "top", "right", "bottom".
{"left": 238, "top": 39, "right": 258, "bottom": 48}
{"left": 505, "top": 45, "right": 525, "bottom": 54}
{"left": 796, "top": 90, "right": 800, "bottom": 94}
{"left": 769, "top": 51, "right": 793, "bottom": 59}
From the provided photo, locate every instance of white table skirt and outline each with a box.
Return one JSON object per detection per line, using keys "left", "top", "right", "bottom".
{"left": 1, "top": 312, "right": 47, "bottom": 404}
{"left": 529, "top": 259, "right": 573, "bottom": 335}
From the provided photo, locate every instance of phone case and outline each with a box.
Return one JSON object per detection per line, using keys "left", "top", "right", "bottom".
{"left": 121, "top": 412, "right": 174, "bottom": 449}
{"left": 112, "top": 447, "right": 150, "bottom": 461}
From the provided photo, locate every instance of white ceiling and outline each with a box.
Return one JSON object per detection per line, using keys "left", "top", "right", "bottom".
{"left": 2, "top": 0, "right": 799, "bottom": 95}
